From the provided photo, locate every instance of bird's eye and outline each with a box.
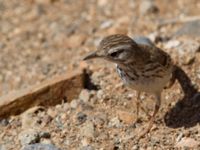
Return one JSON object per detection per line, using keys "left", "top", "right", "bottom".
{"left": 110, "top": 49, "right": 124, "bottom": 57}
{"left": 110, "top": 51, "right": 119, "bottom": 57}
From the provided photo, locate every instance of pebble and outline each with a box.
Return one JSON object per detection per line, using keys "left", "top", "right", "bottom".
{"left": 22, "top": 144, "right": 61, "bottom": 150}
{"left": 139, "top": 0, "right": 159, "bottom": 15}
{"left": 93, "top": 113, "right": 107, "bottom": 126}
{"left": 77, "top": 112, "right": 87, "bottom": 124}
{"left": 81, "top": 138, "right": 91, "bottom": 146}
{"left": 80, "top": 145, "right": 95, "bottom": 150}
{"left": 175, "top": 20, "right": 200, "bottom": 37}
{"left": 41, "top": 139, "right": 53, "bottom": 145}
{"left": 108, "top": 117, "right": 121, "bottom": 128}
{"left": 176, "top": 132, "right": 184, "bottom": 142}
{"left": 18, "top": 129, "right": 40, "bottom": 145}
{"left": 117, "top": 110, "right": 135, "bottom": 125}
{"left": 79, "top": 89, "right": 90, "bottom": 103}
{"left": 100, "top": 20, "right": 113, "bottom": 29}
{"left": 39, "top": 131, "right": 51, "bottom": 139}
{"left": 0, "top": 119, "right": 9, "bottom": 126}
{"left": 164, "top": 40, "right": 181, "bottom": 49}
{"left": 175, "top": 137, "right": 199, "bottom": 148}
{"left": 132, "top": 145, "right": 139, "bottom": 150}
{"left": 0, "top": 145, "right": 6, "bottom": 150}
{"left": 80, "top": 121, "right": 95, "bottom": 138}
{"left": 176, "top": 40, "right": 200, "bottom": 55}
{"left": 70, "top": 99, "right": 79, "bottom": 109}
{"left": 133, "top": 36, "right": 154, "bottom": 46}
{"left": 97, "top": 90, "right": 104, "bottom": 99}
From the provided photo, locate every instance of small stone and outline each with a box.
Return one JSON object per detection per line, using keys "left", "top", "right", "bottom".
{"left": 22, "top": 144, "right": 61, "bottom": 150}
{"left": 0, "top": 119, "right": 9, "bottom": 126}
{"left": 77, "top": 112, "right": 87, "bottom": 124}
{"left": 164, "top": 40, "right": 181, "bottom": 49}
{"left": 80, "top": 121, "right": 95, "bottom": 138}
{"left": 63, "top": 103, "right": 70, "bottom": 111}
{"left": 93, "top": 113, "right": 107, "bottom": 126}
{"left": 132, "top": 145, "right": 139, "bottom": 150}
{"left": 175, "top": 137, "right": 199, "bottom": 148}
{"left": 19, "top": 129, "right": 40, "bottom": 145}
{"left": 117, "top": 110, "right": 135, "bottom": 124}
{"left": 79, "top": 89, "right": 90, "bottom": 103}
{"left": 97, "top": 90, "right": 104, "bottom": 99}
{"left": 41, "top": 139, "right": 53, "bottom": 145}
{"left": 81, "top": 138, "right": 90, "bottom": 146}
{"left": 0, "top": 145, "right": 6, "bottom": 150}
{"left": 133, "top": 36, "right": 154, "bottom": 46}
{"left": 39, "top": 131, "right": 51, "bottom": 139}
{"left": 139, "top": 0, "right": 159, "bottom": 15}
{"left": 108, "top": 117, "right": 121, "bottom": 128}
{"left": 80, "top": 145, "right": 95, "bottom": 150}
{"left": 176, "top": 40, "right": 200, "bottom": 55}
{"left": 42, "top": 115, "right": 53, "bottom": 126}
{"left": 70, "top": 99, "right": 78, "bottom": 109}
{"left": 47, "top": 109, "right": 57, "bottom": 118}
{"left": 100, "top": 20, "right": 113, "bottom": 29}
{"left": 176, "top": 132, "right": 184, "bottom": 142}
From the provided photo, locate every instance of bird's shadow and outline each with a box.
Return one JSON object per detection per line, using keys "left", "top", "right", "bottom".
{"left": 164, "top": 65, "right": 200, "bottom": 128}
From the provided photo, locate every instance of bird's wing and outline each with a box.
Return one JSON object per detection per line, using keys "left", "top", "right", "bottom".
{"left": 138, "top": 44, "right": 173, "bottom": 70}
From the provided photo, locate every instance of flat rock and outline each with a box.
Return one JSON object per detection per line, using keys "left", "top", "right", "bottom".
{"left": 22, "top": 144, "right": 61, "bottom": 150}
{"left": 175, "top": 137, "right": 199, "bottom": 148}
{"left": 19, "top": 129, "right": 40, "bottom": 145}
{"left": 174, "top": 20, "right": 200, "bottom": 37}
{"left": 0, "top": 69, "right": 85, "bottom": 118}
{"left": 133, "top": 36, "right": 154, "bottom": 46}
{"left": 80, "top": 121, "right": 95, "bottom": 138}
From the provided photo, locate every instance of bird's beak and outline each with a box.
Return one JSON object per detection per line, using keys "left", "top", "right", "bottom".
{"left": 83, "top": 51, "right": 100, "bottom": 60}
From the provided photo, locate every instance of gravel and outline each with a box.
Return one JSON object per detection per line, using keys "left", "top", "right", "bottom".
{"left": 0, "top": 0, "right": 200, "bottom": 149}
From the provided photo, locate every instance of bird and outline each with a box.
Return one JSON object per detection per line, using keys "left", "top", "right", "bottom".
{"left": 83, "top": 34, "right": 175, "bottom": 138}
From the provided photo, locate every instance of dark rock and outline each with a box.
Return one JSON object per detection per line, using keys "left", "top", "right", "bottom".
{"left": 77, "top": 112, "right": 87, "bottom": 124}
{"left": 0, "top": 118, "right": 9, "bottom": 126}
{"left": 39, "top": 131, "right": 51, "bottom": 139}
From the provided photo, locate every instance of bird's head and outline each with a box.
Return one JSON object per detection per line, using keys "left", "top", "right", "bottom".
{"left": 83, "top": 34, "right": 140, "bottom": 65}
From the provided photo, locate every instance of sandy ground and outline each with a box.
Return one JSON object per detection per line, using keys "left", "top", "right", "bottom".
{"left": 0, "top": 0, "right": 200, "bottom": 149}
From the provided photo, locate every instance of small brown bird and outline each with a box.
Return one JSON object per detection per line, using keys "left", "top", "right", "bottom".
{"left": 83, "top": 34, "right": 175, "bottom": 138}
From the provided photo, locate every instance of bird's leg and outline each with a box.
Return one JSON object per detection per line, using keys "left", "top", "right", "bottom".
{"left": 137, "top": 92, "right": 161, "bottom": 139}
{"left": 134, "top": 92, "right": 151, "bottom": 124}
{"left": 135, "top": 91, "right": 141, "bottom": 122}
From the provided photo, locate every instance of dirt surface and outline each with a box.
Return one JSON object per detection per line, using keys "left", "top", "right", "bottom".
{"left": 0, "top": 0, "right": 200, "bottom": 149}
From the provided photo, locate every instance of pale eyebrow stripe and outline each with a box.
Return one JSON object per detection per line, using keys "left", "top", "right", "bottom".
{"left": 108, "top": 44, "right": 131, "bottom": 54}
